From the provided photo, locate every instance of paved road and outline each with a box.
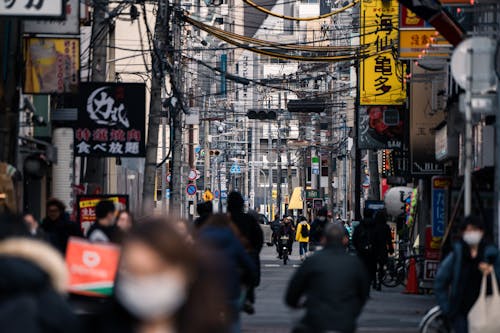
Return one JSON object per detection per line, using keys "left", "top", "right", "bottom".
{"left": 242, "top": 246, "right": 435, "bottom": 333}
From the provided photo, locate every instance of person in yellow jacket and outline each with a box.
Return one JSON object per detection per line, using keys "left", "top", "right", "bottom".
{"left": 296, "top": 216, "right": 310, "bottom": 261}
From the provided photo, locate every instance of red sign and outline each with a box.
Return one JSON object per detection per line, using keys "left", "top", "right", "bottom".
{"left": 77, "top": 195, "right": 128, "bottom": 235}
{"left": 66, "top": 237, "right": 120, "bottom": 297}
{"left": 425, "top": 226, "right": 441, "bottom": 260}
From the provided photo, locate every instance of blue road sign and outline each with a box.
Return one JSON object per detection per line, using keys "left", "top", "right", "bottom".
{"left": 221, "top": 190, "right": 227, "bottom": 199}
{"left": 230, "top": 163, "right": 241, "bottom": 174}
{"left": 186, "top": 184, "right": 197, "bottom": 196}
{"left": 214, "top": 190, "right": 220, "bottom": 199}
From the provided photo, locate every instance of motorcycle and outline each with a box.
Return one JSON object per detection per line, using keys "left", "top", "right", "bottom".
{"left": 280, "top": 235, "right": 290, "bottom": 265}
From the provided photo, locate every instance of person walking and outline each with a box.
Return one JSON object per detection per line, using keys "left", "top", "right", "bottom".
{"left": 295, "top": 216, "right": 310, "bottom": 261}
{"left": 372, "top": 211, "right": 394, "bottom": 290}
{"left": 193, "top": 201, "right": 213, "bottom": 229}
{"left": 277, "top": 216, "right": 295, "bottom": 259}
{"left": 41, "top": 198, "right": 82, "bottom": 253}
{"left": 87, "top": 200, "right": 119, "bottom": 243}
{"left": 435, "top": 216, "right": 500, "bottom": 333}
{"left": 309, "top": 207, "right": 329, "bottom": 252}
{"left": 352, "top": 211, "right": 376, "bottom": 289}
{"left": 285, "top": 223, "right": 370, "bottom": 333}
{"left": 227, "top": 191, "right": 263, "bottom": 315}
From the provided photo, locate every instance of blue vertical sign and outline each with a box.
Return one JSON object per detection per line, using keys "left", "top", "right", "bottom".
{"left": 431, "top": 177, "right": 451, "bottom": 237}
{"left": 220, "top": 54, "right": 227, "bottom": 97}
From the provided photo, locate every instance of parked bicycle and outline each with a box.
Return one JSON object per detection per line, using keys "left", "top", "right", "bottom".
{"left": 382, "top": 241, "right": 424, "bottom": 288}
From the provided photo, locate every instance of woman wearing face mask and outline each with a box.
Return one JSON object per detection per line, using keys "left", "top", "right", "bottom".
{"left": 434, "top": 216, "right": 500, "bottom": 333}
{"left": 97, "top": 218, "right": 229, "bottom": 333}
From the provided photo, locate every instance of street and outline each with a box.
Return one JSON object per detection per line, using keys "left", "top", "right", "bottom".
{"left": 242, "top": 246, "right": 435, "bottom": 333}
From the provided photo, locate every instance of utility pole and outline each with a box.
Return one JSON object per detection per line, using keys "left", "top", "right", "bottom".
{"left": 143, "top": 0, "right": 169, "bottom": 214}
{"left": 277, "top": 93, "right": 282, "bottom": 217}
{"left": 169, "top": 6, "right": 184, "bottom": 216}
{"left": 85, "top": 0, "right": 109, "bottom": 193}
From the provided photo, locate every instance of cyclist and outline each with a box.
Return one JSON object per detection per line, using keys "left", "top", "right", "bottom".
{"left": 277, "top": 216, "right": 295, "bottom": 259}
{"left": 434, "top": 216, "right": 500, "bottom": 333}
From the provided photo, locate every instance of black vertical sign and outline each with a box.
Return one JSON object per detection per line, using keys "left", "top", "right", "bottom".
{"left": 74, "top": 82, "right": 146, "bottom": 157}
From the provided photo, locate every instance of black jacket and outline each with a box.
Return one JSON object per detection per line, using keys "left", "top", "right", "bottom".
{"left": 231, "top": 212, "right": 264, "bottom": 254}
{"left": 41, "top": 214, "right": 83, "bottom": 253}
{"left": 285, "top": 245, "right": 370, "bottom": 333}
{"left": 0, "top": 238, "right": 81, "bottom": 333}
{"left": 309, "top": 217, "right": 328, "bottom": 244}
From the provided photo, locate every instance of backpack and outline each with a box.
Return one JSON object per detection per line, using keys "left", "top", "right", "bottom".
{"left": 300, "top": 223, "right": 310, "bottom": 238}
{"left": 356, "top": 226, "right": 373, "bottom": 252}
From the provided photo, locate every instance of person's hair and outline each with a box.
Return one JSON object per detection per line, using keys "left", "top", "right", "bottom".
{"left": 204, "top": 213, "right": 231, "bottom": 228}
{"left": 317, "top": 207, "right": 328, "bottom": 217}
{"left": 227, "top": 191, "right": 244, "bottom": 214}
{"left": 460, "top": 215, "right": 485, "bottom": 231}
{"left": 123, "top": 219, "right": 228, "bottom": 333}
{"left": 117, "top": 210, "right": 134, "bottom": 224}
{"left": 46, "top": 198, "right": 65, "bottom": 212}
{"left": 373, "top": 210, "right": 387, "bottom": 225}
{"left": 298, "top": 216, "right": 307, "bottom": 222}
{"left": 196, "top": 201, "right": 213, "bottom": 216}
{"left": 95, "top": 200, "right": 116, "bottom": 219}
{"left": 325, "top": 223, "right": 347, "bottom": 246}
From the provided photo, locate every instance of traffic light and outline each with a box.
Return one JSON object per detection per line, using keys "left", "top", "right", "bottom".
{"left": 246, "top": 109, "right": 277, "bottom": 120}
{"left": 209, "top": 150, "right": 221, "bottom": 156}
{"left": 287, "top": 99, "right": 326, "bottom": 113}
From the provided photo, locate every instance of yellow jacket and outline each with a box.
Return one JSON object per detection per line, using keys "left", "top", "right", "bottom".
{"left": 296, "top": 222, "right": 310, "bottom": 243}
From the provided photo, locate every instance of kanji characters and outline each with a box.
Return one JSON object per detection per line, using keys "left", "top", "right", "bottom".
{"left": 374, "top": 76, "right": 392, "bottom": 95}
{"left": 87, "top": 87, "right": 130, "bottom": 128}
{"left": 93, "top": 128, "right": 108, "bottom": 142}
{"left": 109, "top": 142, "right": 124, "bottom": 154}
{"left": 125, "top": 142, "right": 140, "bottom": 154}
{"left": 76, "top": 128, "right": 91, "bottom": 142}
{"left": 127, "top": 129, "right": 141, "bottom": 142}
{"left": 375, "top": 13, "right": 393, "bottom": 34}
{"left": 374, "top": 55, "right": 392, "bottom": 76}
{"left": 25, "top": 0, "right": 44, "bottom": 10}
{"left": 110, "top": 129, "right": 126, "bottom": 142}
{"left": 76, "top": 141, "right": 91, "bottom": 154}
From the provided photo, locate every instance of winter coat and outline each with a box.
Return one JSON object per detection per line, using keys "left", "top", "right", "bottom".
{"left": 285, "top": 245, "right": 370, "bottom": 333}
{"left": 372, "top": 221, "right": 393, "bottom": 260}
{"left": 0, "top": 238, "right": 81, "bottom": 333}
{"left": 41, "top": 214, "right": 83, "bottom": 254}
{"left": 231, "top": 212, "right": 264, "bottom": 254}
{"left": 198, "top": 226, "right": 257, "bottom": 301}
{"left": 309, "top": 217, "right": 328, "bottom": 244}
{"left": 434, "top": 241, "right": 500, "bottom": 317}
{"left": 296, "top": 222, "right": 310, "bottom": 243}
{"left": 87, "top": 222, "right": 119, "bottom": 244}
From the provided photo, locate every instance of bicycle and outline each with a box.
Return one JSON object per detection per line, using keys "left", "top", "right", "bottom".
{"left": 419, "top": 306, "right": 450, "bottom": 333}
{"left": 382, "top": 241, "right": 424, "bottom": 288}
{"left": 280, "top": 235, "right": 290, "bottom": 265}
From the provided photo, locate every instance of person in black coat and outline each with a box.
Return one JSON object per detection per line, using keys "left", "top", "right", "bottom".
{"left": 372, "top": 211, "right": 394, "bottom": 290}
{"left": 41, "top": 198, "right": 82, "bottom": 253}
{"left": 227, "top": 191, "right": 263, "bottom": 314}
{"left": 193, "top": 201, "right": 213, "bottom": 229}
{"left": 285, "top": 223, "right": 370, "bottom": 333}
{"left": 0, "top": 237, "right": 81, "bottom": 333}
{"left": 352, "top": 211, "right": 376, "bottom": 289}
{"left": 309, "top": 207, "right": 329, "bottom": 251}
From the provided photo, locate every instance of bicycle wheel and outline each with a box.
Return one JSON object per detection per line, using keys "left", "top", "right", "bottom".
{"left": 381, "top": 270, "right": 399, "bottom": 287}
{"left": 419, "top": 306, "right": 450, "bottom": 333}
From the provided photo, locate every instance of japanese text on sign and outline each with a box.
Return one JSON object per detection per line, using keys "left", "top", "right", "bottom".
{"left": 359, "top": 0, "right": 406, "bottom": 105}
{"left": 1, "top": 0, "right": 64, "bottom": 18}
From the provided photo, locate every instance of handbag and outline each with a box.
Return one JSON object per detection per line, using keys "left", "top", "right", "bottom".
{"left": 468, "top": 271, "right": 500, "bottom": 333}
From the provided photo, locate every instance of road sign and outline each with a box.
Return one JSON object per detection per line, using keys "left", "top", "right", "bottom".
{"left": 221, "top": 190, "right": 227, "bottom": 199}
{"left": 203, "top": 189, "right": 214, "bottom": 202}
{"left": 214, "top": 190, "right": 220, "bottom": 199}
{"left": 188, "top": 169, "right": 197, "bottom": 181}
{"left": 230, "top": 163, "right": 241, "bottom": 174}
{"left": 186, "top": 184, "right": 197, "bottom": 196}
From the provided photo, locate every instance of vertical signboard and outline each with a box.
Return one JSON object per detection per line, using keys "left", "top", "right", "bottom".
{"left": 358, "top": 105, "right": 406, "bottom": 150}
{"left": 24, "top": 38, "right": 80, "bottom": 94}
{"left": 410, "top": 64, "right": 445, "bottom": 175}
{"left": 74, "top": 83, "right": 146, "bottom": 158}
{"left": 359, "top": 0, "right": 406, "bottom": 105}
{"left": 431, "top": 177, "right": 451, "bottom": 237}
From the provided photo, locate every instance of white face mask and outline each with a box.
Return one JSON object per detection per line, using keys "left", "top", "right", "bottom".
{"left": 115, "top": 271, "right": 187, "bottom": 321}
{"left": 463, "top": 231, "right": 483, "bottom": 246}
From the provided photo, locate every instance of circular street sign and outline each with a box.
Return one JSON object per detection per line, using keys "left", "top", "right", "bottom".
{"left": 267, "top": 151, "right": 277, "bottom": 163}
{"left": 166, "top": 173, "right": 171, "bottom": 183}
{"left": 214, "top": 190, "right": 220, "bottom": 199}
{"left": 451, "top": 37, "right": 497, "bottom": 94}
{"left": 186, "top": 184, "right": 197, "bottom": 196}
{"left": 188, "top": 169, "right": 197, "bottom": 181}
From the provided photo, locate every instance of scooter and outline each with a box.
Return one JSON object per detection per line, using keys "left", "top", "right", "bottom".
{"left": 280, "top": 235, "right": 290, "bottom": 265}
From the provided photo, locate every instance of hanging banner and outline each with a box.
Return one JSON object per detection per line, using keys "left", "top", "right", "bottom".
{"left": 1, "top": 0, "right": 64, "bottom": 18}
{"left": 77, "top": 195, "right": 129, "bottom": 234}
{"left": 431, "top": 177, "right": 451, "bottom": 238}
{"left": 410, "top": 64, "right": 445, "bottom": 175}
{"left": 358, "top": 105, "right": 406, "bottom": 150}
{"left": 359, "top": 0, "right": 406, "bottom": 105}
{"left": 66, "top": 237, "right": 120, "bottom": 297}
{"left": 74, "top": 83, "right": 146, "bottom": 158}
{"left": 24, "top": 37, "right": 80, "bottom": 94}
{"left": 24, "top": 0, "right": 80, "bottom": 35}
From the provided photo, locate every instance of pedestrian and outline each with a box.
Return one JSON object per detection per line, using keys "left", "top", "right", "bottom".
{"left": 198, "top": 213, "right": 256, "bottom": 333}
{"left": 285, "top": 223, "right": 370, "bottom": 333}
{"left": 271, "top": 214, "right": 282, "bottom": 255}
{"left": 372, "top": 210, "right": 394, "bottom": 290}
{"left": 96, "top": 218, "right": 229, "bottom": 333}
{"left": 309, "top": 207, "right": 329, "bottom": 252}
{"left": 41, "top": 198, "right": 83, "bottom": 254}
{"left": 116, "top": 210, "right": 134, "bottom": 233}
{"left": 278, "top": 216, "right": 295, "bottom": 259}
{"left": 87, "top": 200, "right": 119, "bottom": 243}
{"left": 227, "top": 191, "right": 263, "bottom": 315}
{"left": 352, "top": 209, "right": 376, "bottom": 289}
{"left": 435, "top": 216, "right": 500, "bottom": 333}
{"left": 295, "top": 216, "right": 310, "bottom": 261}
{"left": 23, "top": 213, "right": 47, "bottom": 240}
{"left": 0, "top": 234, "right": 82, "bottom": 333}
{"left": 193, "top": 201, "right": 213, "bottom": 229}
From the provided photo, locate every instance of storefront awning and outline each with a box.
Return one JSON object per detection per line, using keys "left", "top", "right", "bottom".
{"left": 288, "top": 187, "right": 303, "bottom": 210}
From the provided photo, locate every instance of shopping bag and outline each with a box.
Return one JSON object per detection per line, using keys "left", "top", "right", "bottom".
{"left": 468, "top": 271, "right": 500, "bottom": 333}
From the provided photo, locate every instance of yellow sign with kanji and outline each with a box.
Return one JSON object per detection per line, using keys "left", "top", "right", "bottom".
{"left": 359, "top": 0, "right": 406, "bottom": 105}
{"left": 399, "top": 30, "right": 450, "bottom": 59}
{"left": 203, "top": 190, "right": 214, "bottom": 202}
